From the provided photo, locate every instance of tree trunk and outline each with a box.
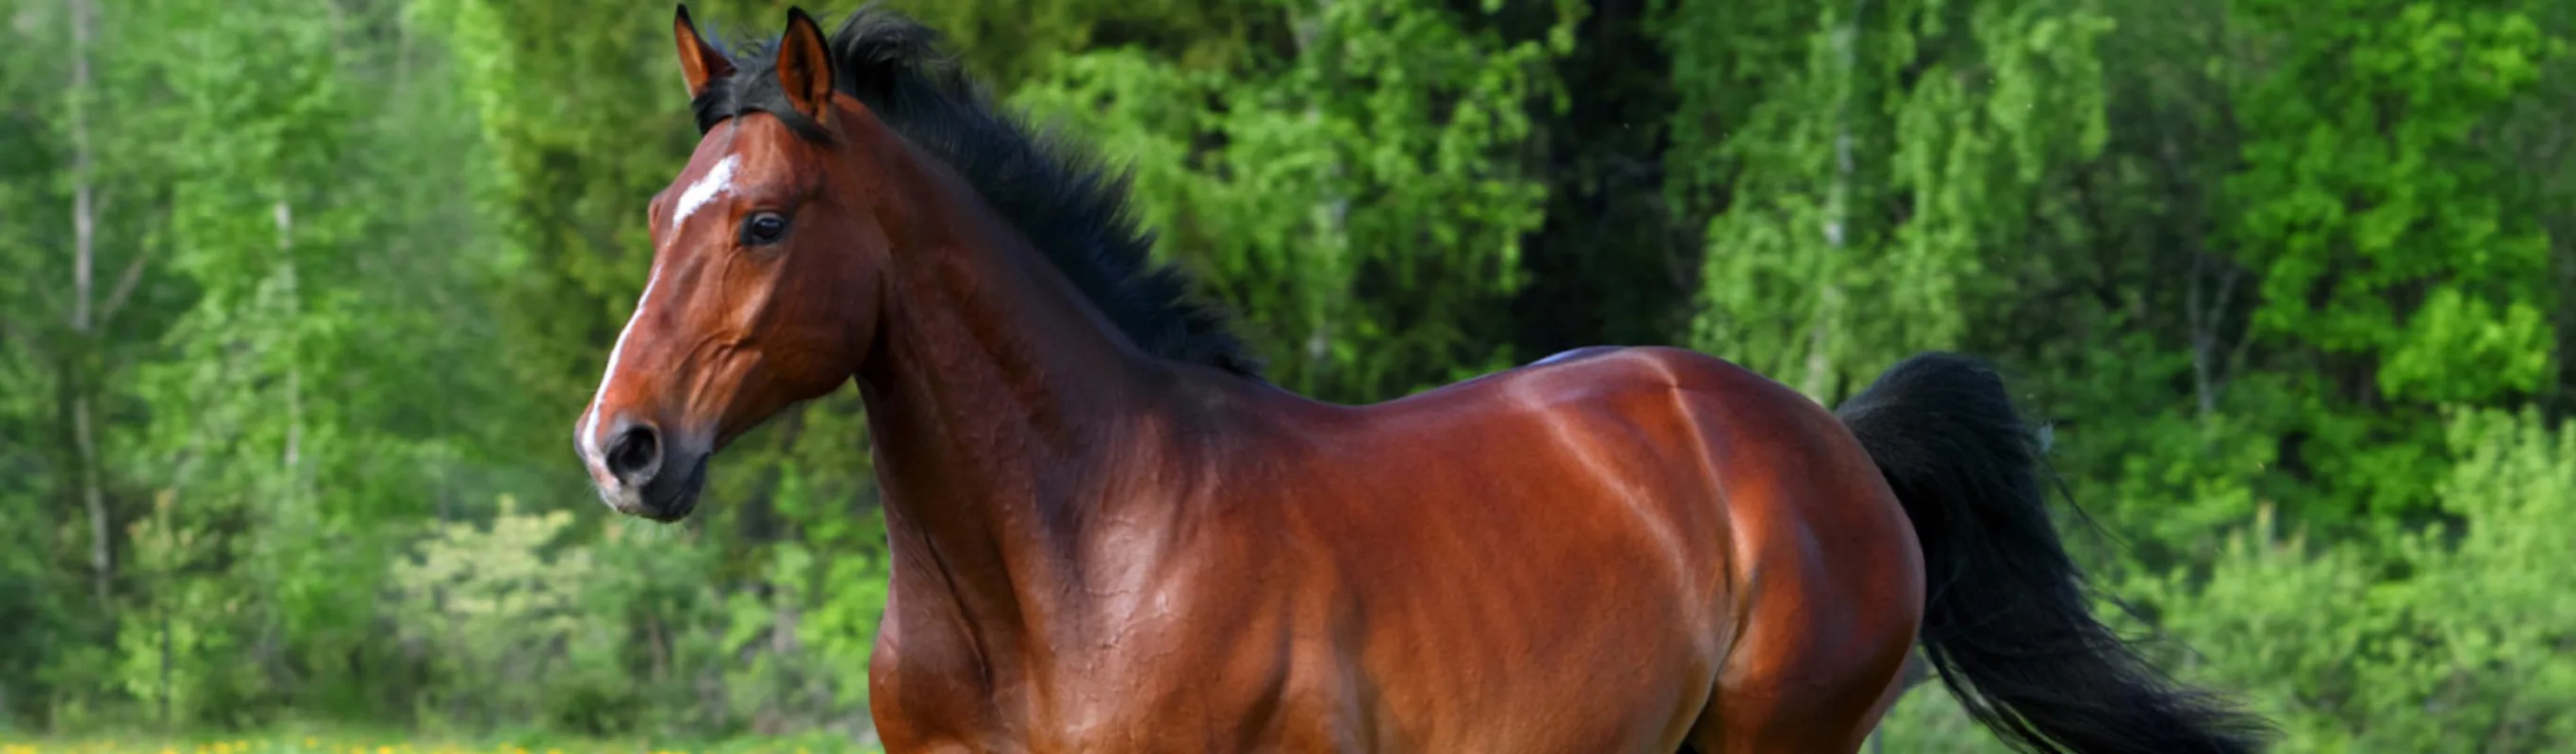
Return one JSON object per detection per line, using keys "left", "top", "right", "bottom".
{"left": 278, "top": 200, "right": 301, "bottom": 481}
{"left": 67, "top": 0, "right": 111, "bottom": 615}
{"left": 1291, "top": 0, "right": 1349, "bottom": 394}
{"left": 269, "top": 199, "right": 304, "bottom": 697}
{"left": 1801, "top": 0, "right": 1870, "bottom": 402}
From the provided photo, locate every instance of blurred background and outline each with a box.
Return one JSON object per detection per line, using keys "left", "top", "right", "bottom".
{"left": 1, "top": 0, "right": 2571, "bottom": 750}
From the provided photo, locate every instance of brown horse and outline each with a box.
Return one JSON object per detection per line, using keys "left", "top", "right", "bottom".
{"left": 571, "top": 5, "right": 2270, "bottom": 752}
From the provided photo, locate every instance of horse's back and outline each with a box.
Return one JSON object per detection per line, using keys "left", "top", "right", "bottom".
{"left": 1228, "top": 345, "right": 1922, "bottom": 752}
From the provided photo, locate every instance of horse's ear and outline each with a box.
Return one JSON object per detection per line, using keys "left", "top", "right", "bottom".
{"left": 673, "top": 4, "right": 734, "bottom": 100}
{"left": 775, "top": 7, "right": 834, "bottom": 123}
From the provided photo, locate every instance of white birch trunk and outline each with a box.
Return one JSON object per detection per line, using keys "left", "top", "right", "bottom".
{"left": 67, "top": 0, "right": 111, "bottom": 614}
{"left": 1802, "top": 0, "right": 1869, "bottom": 402}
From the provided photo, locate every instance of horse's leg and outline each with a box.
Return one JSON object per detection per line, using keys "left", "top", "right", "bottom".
{"left": 1654, "top": 352, "right": 1929, "bottom": 752}
{"left": 1679, "top": 495, "right": 1921, "bottom": 753}
{"left": 1682, "top": 614, "right": 1915, "bottom": 753}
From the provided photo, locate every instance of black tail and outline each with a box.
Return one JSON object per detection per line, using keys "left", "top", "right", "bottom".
{"left": 1833, "top": 352, "right": 2271, "bottom": 754}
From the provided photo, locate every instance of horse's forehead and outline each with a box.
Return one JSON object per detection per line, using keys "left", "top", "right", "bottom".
{"left": 659, "top": 127, "right": 753, "bottom": 238}
{"left": 672, "top": 117, "right": 816, "bottom": 188}
{"left": 671, "top": 127, "right": 744, "bottom": 191}
{"left": 671, "top": 154, "right": 740, "bottom": 231}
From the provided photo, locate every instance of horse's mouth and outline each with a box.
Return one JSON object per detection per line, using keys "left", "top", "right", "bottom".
{"left": 599, "top": 453, "right": 709, "bottom": 522}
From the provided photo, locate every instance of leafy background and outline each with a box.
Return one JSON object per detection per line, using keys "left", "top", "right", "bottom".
{"left": 0, "top": 0, "right": 2571, "bottom": 750}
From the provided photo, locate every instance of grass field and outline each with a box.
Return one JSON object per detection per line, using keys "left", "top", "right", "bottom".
{"left": 0, "top": 732, "right": 884, "bottom": 754}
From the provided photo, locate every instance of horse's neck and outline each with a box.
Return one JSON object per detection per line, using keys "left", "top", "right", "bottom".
{"left": 854, "top": 158, "right": 1178, "bottom": 686}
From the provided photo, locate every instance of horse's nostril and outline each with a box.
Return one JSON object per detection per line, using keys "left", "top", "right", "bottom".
{"left": 603, "top": 422, "right": 664, "bottom": 484}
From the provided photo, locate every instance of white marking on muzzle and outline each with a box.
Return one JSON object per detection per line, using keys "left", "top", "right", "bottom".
{"left": 582, "top": 267, "right": 661, "bottom": 464}
{"left": 581, "top": 154, "right": 740, "bottom": 465}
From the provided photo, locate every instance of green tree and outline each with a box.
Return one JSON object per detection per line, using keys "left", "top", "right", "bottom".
{"left": 1015, "top": 0, "right": 1585, "bottom": 402}
{"left": 2218, "top": 0, "right": 2562, "bottom": 527}
{"left": 1666, "top": 0, "right": 2111, "bottom": 404}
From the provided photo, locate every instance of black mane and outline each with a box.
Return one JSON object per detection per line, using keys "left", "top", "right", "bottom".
{"left": 687, "top": 5, "right": 1263, "bottom": 379}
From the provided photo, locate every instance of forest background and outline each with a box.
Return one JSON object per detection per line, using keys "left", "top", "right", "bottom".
{"left": 2, "top": 0, "right": 2572, "bottom": 750}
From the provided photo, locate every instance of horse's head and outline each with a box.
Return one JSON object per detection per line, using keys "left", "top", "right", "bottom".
{"left": 575, "top": 6, "right": 887, "bottom": 521}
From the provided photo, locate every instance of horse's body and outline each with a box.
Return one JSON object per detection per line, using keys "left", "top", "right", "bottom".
{"left": 572, "top": 6, "right": 2270, "bottom": 752}
{"left": 867, "top": 345, "right": 1919, "bottom": 752}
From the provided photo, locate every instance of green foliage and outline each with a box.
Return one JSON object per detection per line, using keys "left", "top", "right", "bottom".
{"left": 1012, "top": 0, "right": 1584, "bottom": 401}
{"left": 388, "top": 497, "right": 600, "bottom": 730}
{"left": 740, "top": 394, "right": 890, "bottom": 720}
{"left": 2120, "top": 408, "right": 2576, "bottom": 751}
{"left": 1671, "top": 0, "right": 2113, "bottom": 402}
{"left": 2226, "top": 1, "right": 2559, "bottom": 401}
{"left": 2213, "top": 0, "right": 2563, "bottom": 526}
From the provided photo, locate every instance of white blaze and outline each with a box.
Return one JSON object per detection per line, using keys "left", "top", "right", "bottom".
{"left": 673, "top": 154, "right": 738, "bottom": 232}
{"left": 581, "top": 154, "right": 740, "bottom": 462}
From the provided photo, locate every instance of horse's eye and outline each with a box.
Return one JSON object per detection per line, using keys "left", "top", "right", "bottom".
{"left": 742, "top": 212, "right": 790, "bottom": 246}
